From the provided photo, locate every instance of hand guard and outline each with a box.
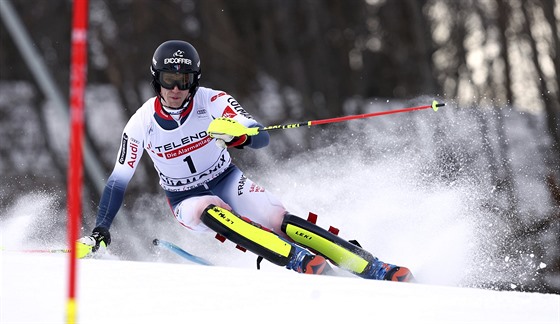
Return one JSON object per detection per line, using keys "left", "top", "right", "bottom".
{"left": 212, "top": 133, "right": 250, "bottom": 149}
{"left": 207, "top": 117, "right": 259, "bottom": 148}
{"left": 76, "top": 226, "right": 111, "bottom": 259}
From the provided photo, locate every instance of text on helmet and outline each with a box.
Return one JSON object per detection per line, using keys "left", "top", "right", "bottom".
{"left": 164, "top": 57, "right": 193, "bottom": 65}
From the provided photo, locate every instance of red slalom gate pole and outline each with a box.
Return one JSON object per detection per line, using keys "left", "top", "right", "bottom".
{"left": 257, "top": 100, "right": 444, "bottom": 132}
{"left": 67, "top": 0, "right": 88, "bottom": 323}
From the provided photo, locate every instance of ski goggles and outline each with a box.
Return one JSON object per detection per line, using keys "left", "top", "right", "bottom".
{"left": 158, "top": 72, "right": 196, "bottom": 90}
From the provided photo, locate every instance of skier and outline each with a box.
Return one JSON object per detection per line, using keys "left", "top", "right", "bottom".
{"left": 77, "top": 40, "right": 413, "bottom": 282}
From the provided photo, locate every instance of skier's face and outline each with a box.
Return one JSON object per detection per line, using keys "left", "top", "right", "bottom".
{"left": 160, "top": 85, "right": 189, "bottom": 109}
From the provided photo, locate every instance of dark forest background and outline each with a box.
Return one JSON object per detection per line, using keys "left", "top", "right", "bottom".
{"left": 1, "top": 0, "right": 559, "bottom": 293}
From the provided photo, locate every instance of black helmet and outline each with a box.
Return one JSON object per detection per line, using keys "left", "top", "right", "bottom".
{"left": 150, "top": 40, "right": 201, "bottom": 96}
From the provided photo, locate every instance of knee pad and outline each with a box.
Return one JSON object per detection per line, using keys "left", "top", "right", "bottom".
{"left": 281, "top": 213, "right": 376, "bottom": 275}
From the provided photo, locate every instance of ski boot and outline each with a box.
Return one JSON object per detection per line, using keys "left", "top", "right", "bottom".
{"left": 362, "top": 259, "right": 414, "bottom": 282}
{"left": 286, "top": 244, "right": 329, "bottom": 275}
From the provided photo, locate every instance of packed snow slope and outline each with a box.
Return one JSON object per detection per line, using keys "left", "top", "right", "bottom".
{"left": 1, "top": 251, "right": 559, "bottom": 324}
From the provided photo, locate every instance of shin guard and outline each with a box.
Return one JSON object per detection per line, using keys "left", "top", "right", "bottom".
{"left": 201, "top": 205, "right": 294, "bottom": 267}
{"left": 281, "top": 213, "right": 377, "bottom": 277}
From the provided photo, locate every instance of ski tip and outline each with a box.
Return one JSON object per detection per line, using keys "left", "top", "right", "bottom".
{"left": 152, "top": 238, "right": 160, "bottom": 246}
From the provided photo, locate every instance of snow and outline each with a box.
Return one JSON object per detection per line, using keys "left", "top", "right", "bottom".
{"left": 1, "top": 251, "right": 559, "bottom": 323}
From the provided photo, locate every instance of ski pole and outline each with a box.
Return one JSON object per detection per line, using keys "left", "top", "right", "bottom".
{"left": 0, "top": 246, "right": 70, "bottom": 253}
{"left": 254, "top": 100, "right": 444, "bottom": 132}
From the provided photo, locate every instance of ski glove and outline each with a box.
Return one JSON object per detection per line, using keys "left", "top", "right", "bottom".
{"left": 207, "top": 117, "right": 259, "bottom": 149}
{"left": 76, "top": 226, "right": 111, "bottom": 259}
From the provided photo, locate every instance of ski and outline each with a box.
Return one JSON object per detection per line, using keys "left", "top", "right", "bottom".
{"left": 152, "top": 239, "right": 212, "bottom": 266}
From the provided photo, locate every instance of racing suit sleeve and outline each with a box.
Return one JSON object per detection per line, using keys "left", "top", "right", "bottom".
{"left": 243, "top": 122, "right": 269, "bottom": 148}
{"left": 209, "top": 91, "right": 269, "bottom": 149}
{"left": 95, "top": 114, "right": 145, "bottom": 229}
